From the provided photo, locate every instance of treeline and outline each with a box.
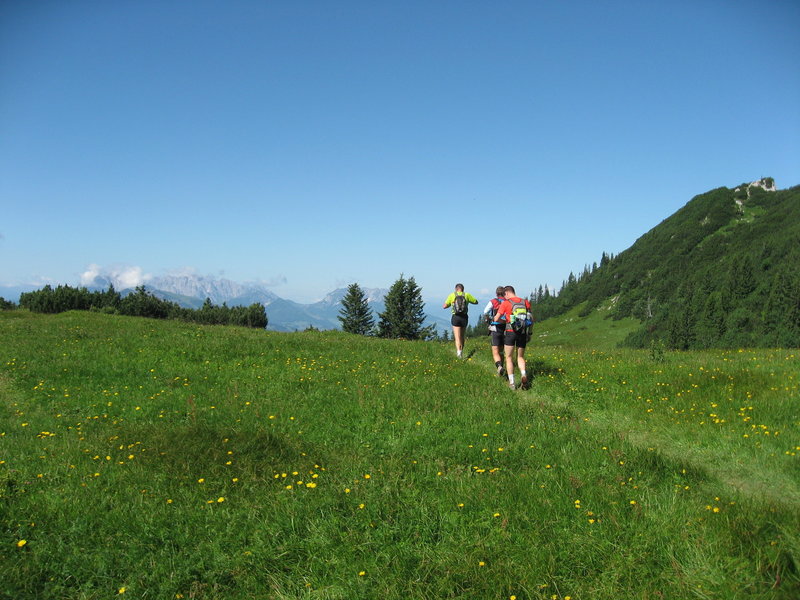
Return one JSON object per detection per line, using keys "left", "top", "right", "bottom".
{"left": 14, "top": 284, "right": 268, "bottom": 329}
{"left": 530, "top": 182, "right": 800, "bottom": 349}
{"left": 338, "top": 275, "right": 436, "bottom": 340}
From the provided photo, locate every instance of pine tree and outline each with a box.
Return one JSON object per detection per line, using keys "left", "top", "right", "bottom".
{"left": 695, "top": 291, "right": 725, "bottom": 348}
{"left": 377, "top": 275, "right": 433, "bottom": 340}
{"left": 762, "top": 260, "right": 800, "bottom": 347}
{"left": 338, "top": 283, "right": 375, "bottom": 335}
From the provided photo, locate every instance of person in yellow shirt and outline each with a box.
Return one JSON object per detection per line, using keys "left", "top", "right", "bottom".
{"left": 442, "top": 283, "right": 478, "bottom": 358}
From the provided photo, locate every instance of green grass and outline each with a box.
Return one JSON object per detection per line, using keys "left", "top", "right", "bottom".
{"left": 531, "top": 300, "right": 640, "bottom": 350}
{"left": 1, "top": 310, "right": 798, "bottom": 599}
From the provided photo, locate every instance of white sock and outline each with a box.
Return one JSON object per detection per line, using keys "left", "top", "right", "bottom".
{"left": 521, "top": 370, "right": 527, "bottom": 380}
{"left": 509, "top": 374, "right": 515, "bottom": 385}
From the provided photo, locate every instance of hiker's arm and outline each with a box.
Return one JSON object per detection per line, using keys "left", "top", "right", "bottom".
{"left": 492, "top": 304, "right": 508, "bottom": 324}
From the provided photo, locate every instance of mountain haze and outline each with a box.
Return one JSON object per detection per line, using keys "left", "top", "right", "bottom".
{"left": 135, "top": 278, "right": 453, "bottom": 333}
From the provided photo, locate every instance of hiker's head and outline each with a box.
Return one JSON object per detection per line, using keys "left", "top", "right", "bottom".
{"left": 504, "top": 285, "right": 516, "bottom": 297}
{"left": 495, "top": 286, "right": 505, "bottom": 297}
{"left": 455, "top": 283, "right": 464, "bottom": 292}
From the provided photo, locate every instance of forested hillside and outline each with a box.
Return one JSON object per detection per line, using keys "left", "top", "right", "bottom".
{"left": 532, "top": 179, "right": 800, "bottom": 348}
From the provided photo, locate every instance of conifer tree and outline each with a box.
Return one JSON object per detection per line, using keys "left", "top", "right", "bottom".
{"left": 377, "top": 274, "right": 433, "bottom": 340}
{"left": 762, "top": 261, "right": 800, "bottom": 346}
{"left": 338, "top": 283, "right": 374, "bottom": 335}
{"left": 695, "top": 291, "right": 725, "bottom": 348}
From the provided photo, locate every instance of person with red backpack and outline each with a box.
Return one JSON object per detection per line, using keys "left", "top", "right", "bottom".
{"left": 442, "top": 283, "right": 478, "bottom": 358}
{"left": 491, "top": 285, "right": 532, "bottom": 390}
{"left": 483, "top": 286, "right": 507, "bottom": 377}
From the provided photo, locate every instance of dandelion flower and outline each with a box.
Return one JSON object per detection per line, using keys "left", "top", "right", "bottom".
{"left": 17, "top": 539, "right": 27, "bottom": 547}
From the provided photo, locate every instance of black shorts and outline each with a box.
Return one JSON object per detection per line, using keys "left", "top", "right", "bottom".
{"left": 451, "top": 314, "right": 468, "bottom": 328}
{"left": 503, "top": 329, "right": 528, "bottom": 348}
{"left": 490, "top": 325, "right": 506, "bottom": 347}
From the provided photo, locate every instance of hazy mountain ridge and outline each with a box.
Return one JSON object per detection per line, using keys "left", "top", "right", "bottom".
{"left": 137, "top": 277, "right": 462, "bottom": 332}
{"left": 135, "top": 277, "right": 451, "bottom": 333}
{"left": 0, "top": 275, "right": 455, "bottom": 333}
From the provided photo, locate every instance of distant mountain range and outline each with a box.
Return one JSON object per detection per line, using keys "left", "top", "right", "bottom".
{"left": 142, "top": 278, "right": 456, "bottom": 333}
{"left": 0, "top": 274, "right": 458, "bottom": 333}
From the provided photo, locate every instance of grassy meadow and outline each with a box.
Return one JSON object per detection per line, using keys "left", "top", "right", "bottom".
{"left": 530, "top": 300, "right": 640, "bottom": 350}
{"left": 1, "top": 310, "right": 798, "bottom": 599}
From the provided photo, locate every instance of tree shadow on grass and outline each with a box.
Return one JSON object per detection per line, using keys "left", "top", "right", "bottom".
{"left": 527, "top": 358, "right": 564, "bottom": 378}
{"left": 130, "top": 422, "right": 319, "bottom": 478}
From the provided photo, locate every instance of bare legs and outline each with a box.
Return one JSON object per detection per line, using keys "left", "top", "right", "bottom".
{"left": 453, "top": 326, "right": 465, "bottom": 357}
{"left": 503, "top": 345, "right": 527, "bottom": 388}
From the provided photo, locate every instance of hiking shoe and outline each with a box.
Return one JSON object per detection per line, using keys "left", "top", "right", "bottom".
{"left": 521, "top": 375, "right": 529, "bottom": 390}
{"left": 496, "top": 365, "right": 506, "bottom": 377}
{"left": 508, "top": 382, "right": 516, "bottom": 390}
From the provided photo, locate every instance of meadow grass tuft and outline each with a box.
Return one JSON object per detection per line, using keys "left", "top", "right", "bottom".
{"left": 1, "top": 310, "right": 798, "bottom": 599}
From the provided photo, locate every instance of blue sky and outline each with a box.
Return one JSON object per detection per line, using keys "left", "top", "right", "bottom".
{"left": 2, "top": 1, "right": 798, "bottom": 304}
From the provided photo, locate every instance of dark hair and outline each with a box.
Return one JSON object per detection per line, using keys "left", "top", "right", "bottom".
{"left": 495, "top": 286, "right": 505, "bottom": 296}
{"left": 504, "top": 285, "right": 516, "bottom": 295}
{"left": 455, "top": 283, "right": 464, "bottom": 292}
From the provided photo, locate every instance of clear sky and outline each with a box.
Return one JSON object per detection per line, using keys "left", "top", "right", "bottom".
{"left": 2, "top": 1, "right": 798, "bottom": 304}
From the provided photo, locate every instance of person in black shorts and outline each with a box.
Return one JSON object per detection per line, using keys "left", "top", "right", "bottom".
{"left": 491, "top": 286, "right": 531, "bottom": 390}
{"left": 483, "top": 286, "right": 507, "bottom": 376}
{"left": 443, "top": 283, "right": 478, "bottom": 358}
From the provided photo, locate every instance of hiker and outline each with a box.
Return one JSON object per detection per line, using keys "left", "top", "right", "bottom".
{"left": 483, "top": 286, "right": 507, "bottom": 377}
{"left": 442, "top": 283, "right": 478, "bottom": 358}
{"left": 491, "top": 285, "right": 532, "bottom": 390}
